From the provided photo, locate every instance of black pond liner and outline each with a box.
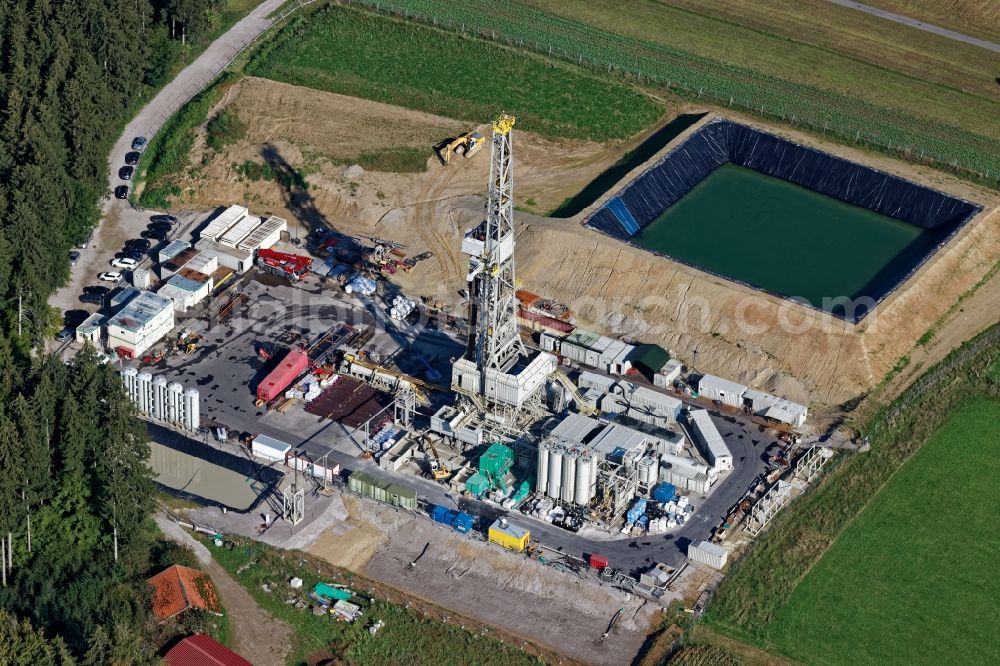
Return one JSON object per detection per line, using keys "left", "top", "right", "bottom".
{"left": 147, "top": 421, "right": 282, "bottom": 514}
{"left": 585, "top": 118, "right": 982, "bottom": 323}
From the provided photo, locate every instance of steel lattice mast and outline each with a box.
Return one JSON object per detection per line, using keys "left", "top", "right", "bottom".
{"left": 467, "top": 114, "right": 527, "bottom": 378}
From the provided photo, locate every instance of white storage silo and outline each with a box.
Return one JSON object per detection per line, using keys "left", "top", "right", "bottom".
{"left": 166, "top": 382, "right": 183, "bottom": 424}
{"left": 547, "top": 448, "right": 562, "bottom": 500}
{"left": 561, "top": 451, "right": 577, "bottom": 504}
{"left": 136, "top": 371, "right": 153, "bottom": 415}
{"left": 536, "top": 443, "right": 549, "bottom": 495}
{"left": 184, "top": 387, "right": 200, "bottom": 431}
{"left": 151, "top": 375, "right": 167, "bottom": 420}
{"left": 121, "top": 366, "right": 138, "bottom": 398}
{"left": 574, "top": 454, "right": 593, "bottom": 505}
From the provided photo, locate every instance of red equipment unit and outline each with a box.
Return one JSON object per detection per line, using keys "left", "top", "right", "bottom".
{"left": 256, "top": 348, "right": 309, "bottom": 402}
{"left": 256, "top": 248, "right": 313, "bottom": 281}
{"left": 589, "top": 553, "right": 609, "bottom": 570}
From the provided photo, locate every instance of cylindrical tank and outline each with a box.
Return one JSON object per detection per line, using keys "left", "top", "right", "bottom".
{"left": 574, "top": 455, "right": 592, "bottom": 505}
{"left": 184, "top": 387, "right": 200, "bottom": 432}
{"left": 167, "top": 382, "right": 182, "bottom": 423}
{"left": 547, "top": 449, "right": 562, "bottom": 500}
{"left": 536, "top": 444, "right": 549, "bottom": 495}
{"left": 136, "top": 371, "right": 152, "bottom": 415}
{"left": 561, "top": 451, "right": 576, "bottom": 504}
{"left": 590, "top": 453, "right": 598, "bottom": 488}
{"left": 151, "top": 375, "right": 167, "bottom": 420}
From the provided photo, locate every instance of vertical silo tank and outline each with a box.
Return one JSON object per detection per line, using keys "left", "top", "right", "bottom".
{"left": 167, "top": 382, "right": 183, "bottom": 423}
{"left": 536, "top": 442, "right": 549, "bottom": 495}
{"left": 120, "top": 366, "right": 138, "bottom": 399}
{"left": 561, "top": 451, "right": 576, "bottom": 504}
{"left": 137, "top": 371, "right": 153, "bottom": 415}
{"left": 184, "top": 387, "right": 200, "bottom": 432}
{"left": 547, "top": 448, "right": 562, "bottom": 500}
{"left": 151, "top": 375, "right": 168, "bottom": 420}
{"left": 574, "top": 454, "right": 592, "bottom": 506}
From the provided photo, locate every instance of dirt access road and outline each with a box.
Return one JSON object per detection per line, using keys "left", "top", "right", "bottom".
{"left": 49, "top": 0, "right": 285, "bottom": 316}
{"left": 826, "top": 0, "right": 1000, "bottom": 52}
{"left": 155, "top": 513, "right": 292, "bottom": 666}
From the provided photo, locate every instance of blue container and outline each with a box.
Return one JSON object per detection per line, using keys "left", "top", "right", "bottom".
{"left": 653, "top": 483, "right": 676, "bottom": 503}
{"left": 431, "top": 504, "right": 449, "bottom": 524}
{"left": 638, "top": 515, "right": 649, "bottom": 529}
{"left": 453, "top": 511, "right": 473, "bottom": 533}
{"left": 444, "top": 510, "right": 459, "bottom": 527}
{"left": 626, "top": 498, "right": 648, "bottom": 525}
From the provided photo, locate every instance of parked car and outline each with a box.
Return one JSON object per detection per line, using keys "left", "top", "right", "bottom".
{"left": 98, "top": 271, "right": 123, "bottom": 282}
{"left": 119, "top": 166, "right": 133, "bottom": 180}
{"left": 80, "top": 293, "right": 105, "bottom": 306}
{"left": 64, "top": 309, "right": 89, "bottom": 327}
{"left": 110, "top": 257, "right": 136, "bottom": 269}
{"left": 55, "top": 329, "right": 74, "bottom": 344}
{"left": 131, "top": 136, "right": 147, "bottom": 151}
{"left": 147, "top": 221, "right": 171, "bottom": 232}
{"left": 69, "top": 251, "right": 80, "bottom": 266}
{"left": 125, "top": 238, "right": 151, "bottom": 250}
{"left": 141, "top": 228, "right": 167, "bottom": 240}
{"left": 149, "top": 214, "right": 179, "bottom": 225}
{"left": 114, "top": 185, "right": 128, "bottom": 199}
{"left": 83, "top": 285, "right": 110, "bottom": 296}
{"left": 124, "top": 151, "right": 141, "bottom": 165}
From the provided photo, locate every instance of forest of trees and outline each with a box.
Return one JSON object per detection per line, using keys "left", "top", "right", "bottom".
{"left": 0, "top": 0, "right": 247, "bottom": 662}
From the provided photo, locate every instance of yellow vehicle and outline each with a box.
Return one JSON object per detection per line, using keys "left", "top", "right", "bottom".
{"left": 436, "top": 131, "right": 484, "bottom": 165}
{"left": 423, "top": 438, "right": 451, "bottom": 481}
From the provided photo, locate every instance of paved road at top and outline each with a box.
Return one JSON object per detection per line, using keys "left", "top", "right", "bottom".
{"left": 51, "top": 0, "right": 286, "bottom": 314}
{"left": 826, "top": 0, "right": 1000, "bottom": 53}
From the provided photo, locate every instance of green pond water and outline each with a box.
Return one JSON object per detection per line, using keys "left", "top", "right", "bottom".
{"left": 635, "top": 163, "right": 949, "bottom": 314}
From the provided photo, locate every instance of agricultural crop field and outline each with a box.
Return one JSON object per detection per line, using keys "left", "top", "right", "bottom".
{"left": 246, "top": 4, "right": 664, "bottom": 142}
{"left": 767, "top": 397, "right": 1000, "bottom": 664}
{"left": 704, "top": 321, "right": 1000, "bottom": 662}
{"left": 357, "top": 0, "right": 1000, "bottom": 185}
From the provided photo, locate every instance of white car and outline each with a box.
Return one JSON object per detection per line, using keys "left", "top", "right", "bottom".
{"left": 110, "top": 257, "right": 137, "bottom": 269}
{"left": 98, "top": 271, "right": 122, "bottom": 282}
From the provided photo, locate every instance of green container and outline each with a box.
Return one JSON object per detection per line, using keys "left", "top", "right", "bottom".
{"left": 480, "top": 443, "right": 514, "bottom": 481}
{"left": 466, "top": 471, "right": 491, "bottom": 497}
{"left": 315, "top": 583, "right": 352, "bottom": 601}
{"left": 512, "top": 480, "right": 530, "bottom": 503}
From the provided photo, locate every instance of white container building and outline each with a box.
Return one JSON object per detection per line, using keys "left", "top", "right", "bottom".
{"left": 559, "top": 329, "right": 635, "bottom": 374}
{"left": 105, "top": 291, "right": 175, "bottom": 359}
{"left": 742, "top": 389, "right": 808, "bottom": 427}
{"left": 251, "top": 434, "right": 291, "bottom": 463}
{"left": 157, "top": 269, "right": 213, "bottom": 312}
{"left": 451, "top": 352, "right": 556, "bottom": 409}
{"left": 688, "top": 409, "right": 733, "bottom": 471}
{"left": 688, "top": 540, "right": 728, "bottom": 569}
{"left": 697, "top": 374, "right": 748, "bottom": 408}
{"left": 654, "top": 359, "right": 683, "bottom": 388}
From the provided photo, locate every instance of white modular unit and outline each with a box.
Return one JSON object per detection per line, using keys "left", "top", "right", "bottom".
{"left": 539, "top": 332, "right": 562, "bottom": 353}
{"left": 688, "top": 540, "right": 728, "bottom": 569}
{"left": 238, "top": 215, "right": 287, "bottom": 252}
{"left": 578, "top": 371, "right": 617, "bottom": 392}
{"left": 742, "top": 388, "right": 808, "bottom": 427}
{"left": 218, "top": 214, "right": 261, "bottom": 247}
{"left": 688, "top": 410, "right": 733, "bottom": 471}
{"left": 654, "top": 359, "right": 683, "bottom": 388}
{"left": 251, "top": 434, "right": 291, "bottom": 462}
{"left": 200, "top": 205, "right": 248, "bottom": 242}
{"left": 696, "top": 374, "right": 747, "bottom": 408}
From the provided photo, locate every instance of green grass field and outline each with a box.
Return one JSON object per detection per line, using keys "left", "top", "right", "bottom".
{"left": 358, "top": 0, "right": 1000, "bottom": 186}
{"left": 861, "top": 0, "right": 1000, "bottom": 43}
{"left": 767, "top": 398, "right": 1000, "bottom": 664}
{"left": 246, "top": 4, "right": 664, "bottom": 142}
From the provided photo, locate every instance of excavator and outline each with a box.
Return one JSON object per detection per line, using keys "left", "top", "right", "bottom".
{"left": 422, "top": 437, "right": 452, "bottom": 481}
{"left": 435, "top": 130, "right": 484, "bottom": 166}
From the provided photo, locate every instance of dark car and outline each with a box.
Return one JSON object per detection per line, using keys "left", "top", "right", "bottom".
{"left": 114, "top": 185, "right": 128, "bottom": 199}
{"left": 83, "top": 285, "right": 110, "bottom": 296}
{"left": 64, "top": 309, "right": 89, "bottom": 327}
{"left": 69, "top": 250, "right": 80, "bottom": 266}
{"left": 147, "top": 221, "right": 171, "bottom": 231}
{"left": 125, "top": 151, "right": 141, "bottom": 166}
{"left": 119, "top": 166, "right": 133, "bottom": 180}
{"left": 149, "top": 214, "right": 179, "bottom": 225}
{"left": 125, "top": 238, "right": 151, "bottom": 249}
{"left": 141, "top": 228, "right": 167, "bottom": 240}
{"left": 80, "top": 293, "right": 105, "bottom": 306}
{"left": 131, "top": 136, "right": 147, "bottom": 151}
{"left": 121, "top": 250, "right": 144, "bottom": 262}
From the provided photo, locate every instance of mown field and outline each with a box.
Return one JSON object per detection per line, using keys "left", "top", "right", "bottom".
{"left": 205, "top": 536, "right": 546, "bottom": 665}
{"left": 702, "top": 321, "right": 1000, "bottom": 662}
{"left": 356, "top": 0, "right": 1000, "bottom": 186}
{"left": 860, "top": 0, "right": 1000, "bottom": 43}
{"left": 245, "top": 4, "right": 665, "bottom": 142}
{"left": 767, "top": 398, "right": 1000, "bottom": 664}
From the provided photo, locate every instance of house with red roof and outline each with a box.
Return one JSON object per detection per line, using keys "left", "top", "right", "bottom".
{"left": 148, "top": 564, "right": 223, "bottom": 622}
{"left": 165, "top": 634, "right": 253, "bottom": 666}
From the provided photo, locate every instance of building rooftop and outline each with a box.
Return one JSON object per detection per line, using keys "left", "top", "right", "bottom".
{"left": 490, "top": 519, "right": 529, "bottom": 541}
{"left": 184, "top": 251, "right": 217, "bottom": 275}
{"left": 147, "top": 564, "right": 221, "bottom": 622}
{"left": 163, "top": 247, "right": 201, "bottom": 273}
{"left": 218, "top": 213, "right": 261, "bottom": 247}
{"left": 77, "top": 312, "right": 105, "bottom": 336}
{"left": 107, "top": 291, "right": 172, "bottom": 332}
{"left": 195, "top": 238, "right": 254, "bottom": 261}
{"left": 238, "top": 214, "right": 287, "bottom": 251}
{"left": 200, "top": 204, "right": 249, "bottom": 242}
{"left": 164, "top": 634, "right": 252, "bottom": 666}
{"left": 549, "top": 412, "right": 602, "bottom": 444}
{"left": 158, "top": 239, "right": 192, "bottom": 263}
{"left": 698, "top": 374, "right": 748, "bottom": 396}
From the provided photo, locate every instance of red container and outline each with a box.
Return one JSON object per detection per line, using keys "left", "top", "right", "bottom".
{"left": 256, "top": 349, "right": 309, "bottom": 401}
{"left": 590, "top": 553, "right": 609, "bottom": 570}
